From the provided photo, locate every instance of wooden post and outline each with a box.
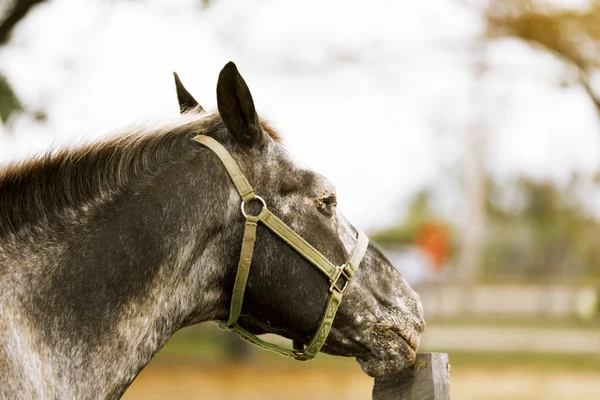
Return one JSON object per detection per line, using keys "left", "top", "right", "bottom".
{"left": 372, "top": 353, "right": 450, "bottom": 400}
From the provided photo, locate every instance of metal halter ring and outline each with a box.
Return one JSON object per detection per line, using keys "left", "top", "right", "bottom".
{"left": 241, "top": 195, "right": 267, "bottom": 218}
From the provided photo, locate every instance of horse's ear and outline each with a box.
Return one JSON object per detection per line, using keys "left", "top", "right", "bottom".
{"left": 216, "top": 62, "right": 263, "bottom": 147}
{"left": 173, "top": 72, "right": 204, "bottom": 114}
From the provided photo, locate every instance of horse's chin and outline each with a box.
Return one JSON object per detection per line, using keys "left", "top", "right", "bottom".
{"left": 355, "top": 347, "right": 416, "bottom": 377}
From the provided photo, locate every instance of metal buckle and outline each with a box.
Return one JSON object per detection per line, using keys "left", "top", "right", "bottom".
{"left": 329, "top": 264, "right": 352, "bottom": 294}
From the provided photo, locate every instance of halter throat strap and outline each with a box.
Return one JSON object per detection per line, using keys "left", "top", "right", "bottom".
{"left": 192, "top": 135, "right": 369, "bottom": 361}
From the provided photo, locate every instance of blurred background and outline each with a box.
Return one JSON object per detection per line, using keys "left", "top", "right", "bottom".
{"left": 2, "top": 0, "right": 600, "bottom": 398}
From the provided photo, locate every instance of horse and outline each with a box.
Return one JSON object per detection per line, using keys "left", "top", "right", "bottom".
{"left": 0, "top": 62, "right": 425, "bottom": 399}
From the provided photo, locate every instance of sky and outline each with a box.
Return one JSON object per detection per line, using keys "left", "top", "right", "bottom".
{"left": 1, "top": 0, "right": 599, "bottom": 232}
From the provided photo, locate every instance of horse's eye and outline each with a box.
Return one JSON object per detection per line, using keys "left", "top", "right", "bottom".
{"left": 321, "top": 195, "right": 337, "bottom": 208}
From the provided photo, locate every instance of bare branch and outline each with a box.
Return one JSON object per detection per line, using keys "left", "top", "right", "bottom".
{"left": 0, "top": 0, "right": 47, "bottom": 45}
{"left": 578, "top": 71, "right": 600, "bottom": 115}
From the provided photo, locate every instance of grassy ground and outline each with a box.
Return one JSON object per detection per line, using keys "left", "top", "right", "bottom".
{"left": 124, "top": 360, "right": 600, "bottom": 400}
{"left": 157, "top": 324, "right": 600, "bottom": 370}
{"left": 122, "top": 324, "right": 600, "bottom": 399}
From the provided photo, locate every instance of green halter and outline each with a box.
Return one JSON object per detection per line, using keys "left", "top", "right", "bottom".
{"left": 193, "top": 135, "right": 369, "bottom": 361}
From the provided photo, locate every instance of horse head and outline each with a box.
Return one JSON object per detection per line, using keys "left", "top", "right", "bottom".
{"left": 176, "top": 62, "right": 425, "bottom": 376}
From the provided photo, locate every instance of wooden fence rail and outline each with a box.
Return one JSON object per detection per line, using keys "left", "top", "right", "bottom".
{"left": 373, "top": 353, "right": 450, "bottom": 400}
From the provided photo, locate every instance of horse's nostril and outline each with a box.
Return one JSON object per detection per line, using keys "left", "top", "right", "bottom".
{"left": 415, "top": 317, "right": 426, "bottom": 333}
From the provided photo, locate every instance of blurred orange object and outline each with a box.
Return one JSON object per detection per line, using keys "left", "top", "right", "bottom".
{"left": 415, "top": 223, "right": 449, "bottom": 272}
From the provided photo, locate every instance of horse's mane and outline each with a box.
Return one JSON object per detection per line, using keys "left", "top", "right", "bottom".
{"left": 0, "top": 113, "right": 280, "bottom": 238}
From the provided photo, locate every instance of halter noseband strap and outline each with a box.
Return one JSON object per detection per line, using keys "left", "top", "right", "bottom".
{"left": 193, "top": 135, "right": 369, "bottom": 361}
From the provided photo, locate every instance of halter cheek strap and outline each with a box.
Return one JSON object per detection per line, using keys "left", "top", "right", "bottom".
{"left": 193, "top": 135, "right": 369, "bottom": 361}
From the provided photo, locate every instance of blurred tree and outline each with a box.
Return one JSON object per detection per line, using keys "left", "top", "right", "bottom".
{"left": 457, "top": 40, "right": 488, "bottom": 283}
{"left": 0, "top": 0, "right": 214, "bottom": 128}
{"left": 484, "top": 0, "right": 600, "bottom": 117}
{"left": 0, "top": 0, "right": 46, "bottom": 44}
{"left": 479, "top": 0, "right": 600, "bottom": 279}
{"left": 0, "top": 74, "right": 23, "bottom": 124}
{"left": 372, "top": 190, "right": 455, "bottom": 270}
{"left": 373, "top": 175, "right": 600, "bottom": 280}
{"left": 485, "top": 175, "right": 600, "bottom": 279}
{"left": 0, "top": 0, "right": 47, "bottom": 126}
{"left": 372, "top": 191, "right": 437, "bottom": 246}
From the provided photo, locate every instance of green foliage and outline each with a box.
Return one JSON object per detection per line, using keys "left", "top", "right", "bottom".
{"left": 371, "top": 191, "right": 436, "bottom": 246}
{"left": 0, "top": 73, "right": 24, "bottom": 124}
{"left": 371, "top": 176, "right": 600, "bottom": 279}
{"left": 0, "top": 0, "right": 49, "bottom": 127}
{"left": 484, "top": 176, "right": 600, "bottom": 279}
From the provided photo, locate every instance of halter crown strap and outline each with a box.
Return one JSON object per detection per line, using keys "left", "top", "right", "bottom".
{"left": 192, "top": 135, "right": 256, "bottom": 202}
{"left": 192, "top": 134, "right": 369, "bottom": 361}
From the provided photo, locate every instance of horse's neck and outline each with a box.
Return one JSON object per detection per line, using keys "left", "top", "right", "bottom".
{"left": 0, "top": 153, "right": 237, "bottom": 399}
